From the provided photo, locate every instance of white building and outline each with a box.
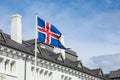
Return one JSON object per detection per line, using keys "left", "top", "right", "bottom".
{"left": 0, "top": 14, "right": 106, "bottom": 80}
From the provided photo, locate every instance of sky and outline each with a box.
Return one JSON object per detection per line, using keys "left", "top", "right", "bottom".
{"left": 0, "top": 0, "right": 120, "bottom": 73}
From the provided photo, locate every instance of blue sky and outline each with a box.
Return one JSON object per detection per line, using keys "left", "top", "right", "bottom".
{"left": 0, "top": 0, "right": 120, "bottom": 73}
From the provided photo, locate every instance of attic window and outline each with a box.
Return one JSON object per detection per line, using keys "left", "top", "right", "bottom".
{"left": 77, "top": 62, "right": 82, "bottom": 68}
{"left": 76, "top": 61, "right": 83, "bottom": 68}
{"left": 57, "top": 55, "right": 63, "bottom": 61}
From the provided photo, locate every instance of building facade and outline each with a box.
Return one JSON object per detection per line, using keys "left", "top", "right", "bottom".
{"left": 0, "top": 14, "right": 106, "bottom": 80}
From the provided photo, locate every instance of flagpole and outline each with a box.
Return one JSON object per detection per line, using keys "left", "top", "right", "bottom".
{"left": 35, "top": 13, "right": 38, "bottom": 80}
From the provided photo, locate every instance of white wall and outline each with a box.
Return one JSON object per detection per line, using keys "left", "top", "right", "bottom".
{"left": 16, "top": 59, "right": 25, "bottom": 80}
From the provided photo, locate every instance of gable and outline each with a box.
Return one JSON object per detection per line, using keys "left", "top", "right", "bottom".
{"left": 57, "top": 55, "right": 63, "bottom": 61}
{"left": 0, "top": 31, "right": 6, "bottom": 42}
{"left": 77, "top": 62, "right": 82, "bottom": 68}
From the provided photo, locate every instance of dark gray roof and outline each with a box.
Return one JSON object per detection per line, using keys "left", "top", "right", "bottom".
{"left": 109, "top": 69, "right": 120, "bottom": 78}
{"left": 65, "top": 49, "right": 78, "bottom": 57}
{"left": 0, "top": 30, "right": 106, "bottom": 79}
{"left": 0, "top": 32, "right": 33, "bottom": 55}
{"left": 104, "top": 69, "right": 120, "bottom": 80}
{"left": 27, "top": 39, "right": 78, "bottom": 57}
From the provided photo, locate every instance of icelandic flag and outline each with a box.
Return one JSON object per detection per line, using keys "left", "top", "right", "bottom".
{"left": 37, "top": 17, "right": 66, "bottom": 49}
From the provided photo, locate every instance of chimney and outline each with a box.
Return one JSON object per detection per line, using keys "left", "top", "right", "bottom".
{"left": 11, "top": 14, "right": 22, "bottom": 44}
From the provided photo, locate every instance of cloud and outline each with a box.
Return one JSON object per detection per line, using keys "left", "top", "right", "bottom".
{"left": 85, "top": 53, "right": 120, "bottom": 73}
{"left": 66, "top": 39, "right": 120, "bottom": 62}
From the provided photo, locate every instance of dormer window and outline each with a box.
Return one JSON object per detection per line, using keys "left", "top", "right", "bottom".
{"left": 77, "top": 61, "right": 82, "bottom": 68}
{"left": 57, "top": 54, "right": 64, "bottom": 61}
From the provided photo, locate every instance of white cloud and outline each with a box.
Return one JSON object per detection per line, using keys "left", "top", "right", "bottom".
{"left": 85, "top": 53, "right": 120, "bottom": 73}
{"left": 66, "top": 39, "right": 120, "bottom": 62}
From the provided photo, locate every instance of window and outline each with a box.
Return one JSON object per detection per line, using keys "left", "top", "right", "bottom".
{"left": 0, "top": 58, "right": 3, "bottom": 71}
{"left": 31, "top": 66, "right": 53, "bottom": 80}
{"left": 0, "top": 56, "right": 16, "bottom": 74}
{"left": 10, "top": 61, "right": 16, "bottom": 73}
{"left": 61, "top": 75, "right": 72, "bottom": 80}
{"left": 5, "top": 60, "right": 9, "bottom": 71}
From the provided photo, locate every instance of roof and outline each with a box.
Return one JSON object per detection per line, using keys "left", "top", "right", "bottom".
{"left": 90, "top": 69, "right": 103, "bottom": 76}
{"left": 0, "top": 32, "right": 33, "bottom": 55}
{"left": 0, "top": 30, "right": 105, "bottom": 79}
{"left": 27, "top": 39, "right": 78, "bottom": 57}
{"left": 104, "top": 69, "right": 120, "bottom": 80}
{"left": 109, "top": 69, "right": 120, "bottom": 78}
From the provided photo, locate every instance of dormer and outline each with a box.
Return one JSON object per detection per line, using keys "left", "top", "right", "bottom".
{"left": 57, "top": 53, "right": 64, "bottom": 61}
{"left": 91, "top": 68, "right": 104, "bottom": 76}
{"left": 49, "top": 53, "right": 64, "bottom": 62}
{"left": 77, "top": 60, "right": 83, "bottom": 68}
{"left": 69, "top": 60, "right": 83, "bottom": 69}
{"left": 0, "top": 30, "right": 6, "bottom": 42}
